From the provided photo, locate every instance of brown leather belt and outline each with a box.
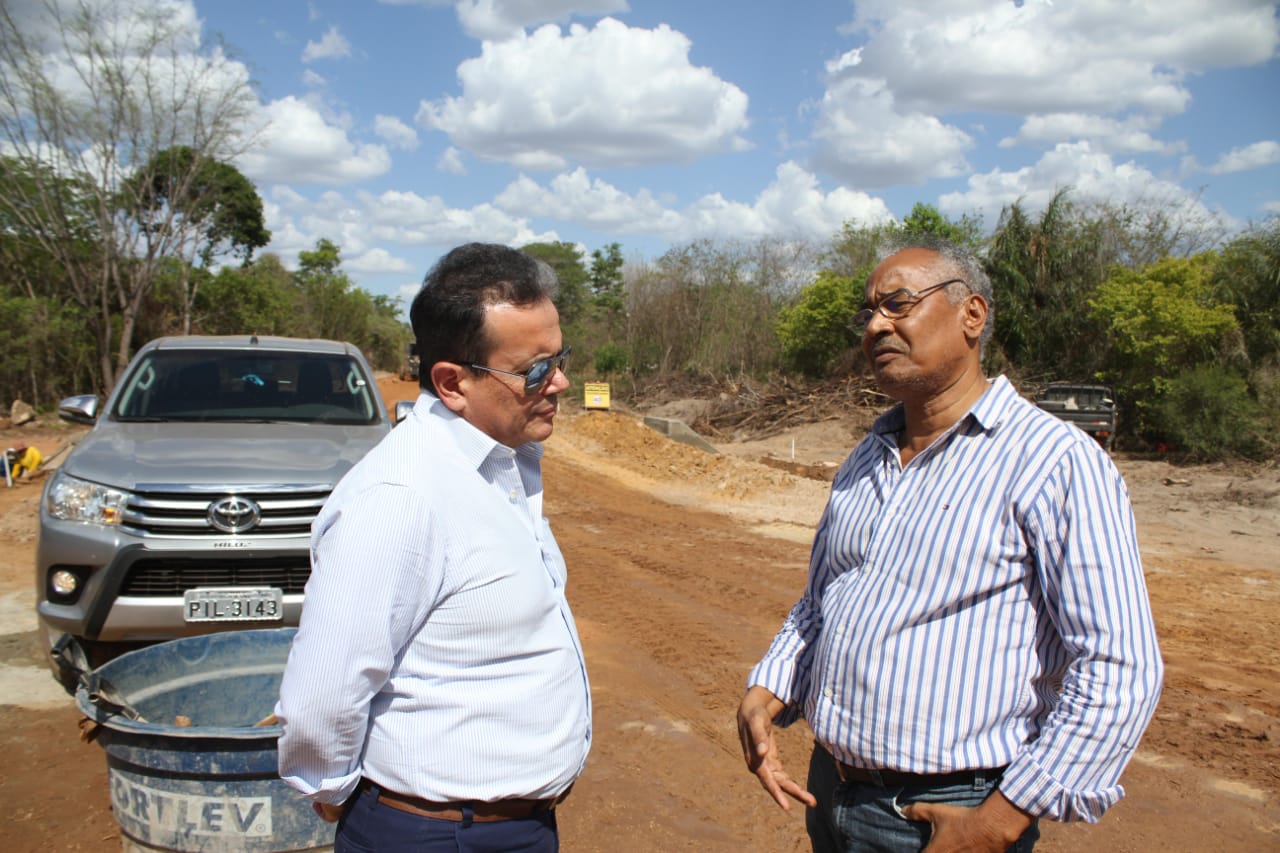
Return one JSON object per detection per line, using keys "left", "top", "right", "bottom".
{"left": 360, "top": 779, "right": 571, "bottom": 823}
{"left": 835, "top": 762, "right": 1003, "bottom": 788}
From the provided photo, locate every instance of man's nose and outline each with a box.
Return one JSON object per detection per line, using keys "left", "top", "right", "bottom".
{"left": 544, "top": 364, "right": 570, "bottom": 395}
{"left": 862, "top": 308, "right": 894, "bottom": 336}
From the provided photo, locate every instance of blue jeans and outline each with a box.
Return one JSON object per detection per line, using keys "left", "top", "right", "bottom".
{"left": 806, "top": 743, "right": 1039, "bottom": 853}
{"left": 335, "top": 784, "right": 559, "bottom": 852}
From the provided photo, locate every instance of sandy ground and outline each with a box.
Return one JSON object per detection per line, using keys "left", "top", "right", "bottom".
{"left": 1, "top": 374, "right": 1276, "bottom": 852}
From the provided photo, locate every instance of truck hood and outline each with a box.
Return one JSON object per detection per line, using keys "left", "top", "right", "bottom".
{"left": 62, "top": 420, "right": 389, "bottom": 490}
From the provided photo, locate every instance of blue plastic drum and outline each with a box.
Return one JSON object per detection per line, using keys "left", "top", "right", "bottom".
{"left": 75, "top": 628, "right": 332, "bottom": 852}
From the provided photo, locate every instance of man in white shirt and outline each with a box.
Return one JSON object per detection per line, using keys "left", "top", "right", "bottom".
{"left": 277, "top": 242, "right": 591, "bottom": 852}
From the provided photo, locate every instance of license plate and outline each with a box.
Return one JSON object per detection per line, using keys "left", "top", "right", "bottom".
{"left": 184, "top": 587, "right": 284, "bottom": 623}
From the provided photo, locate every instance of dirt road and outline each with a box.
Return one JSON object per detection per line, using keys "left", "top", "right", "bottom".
{"left": 2, "top": 375, "right": 1276, "bottom": 851}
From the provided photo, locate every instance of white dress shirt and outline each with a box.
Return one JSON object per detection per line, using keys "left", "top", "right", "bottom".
{"left": 277, "top": 393, "right": 591, "bottom": 805}
{"left": 749, "top": 376, "right": 1162, "bottom": 822}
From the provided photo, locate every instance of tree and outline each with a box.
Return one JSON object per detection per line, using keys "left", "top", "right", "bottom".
{"left": 127, "top": 146, "right": 269, "bottom": 334}
{"left": 984, "top": 189, "right": 1112, "bottom": 379}
{"left": 775, "top": 271, "right": 861, "bottom": 376}
{"left": 1089, "top": 254, "right": 1243, "bottom": 446}
{"left": 822, "top": 203, "right": 977, "bottom": 280}
{"left": 1211, "top": 216, "right": 1280, "bottom": 370}
{"left": 589, "top": 242, "right": 626, "bottom": 323}
{"left": 196, "top": 254, "right": 300, "bottom": 336}
{"left": 288, "top": 238, "right": 408, "bottom": 370}
{"left": 521, "top": 241, "right": 588, "bottom": 326}
{"left": 294, "top": 239, "right": 360, "bottom": 342}
{"left": 899, "top": 202, "right": 984, "bottom": 249}
{"left": 625, "top": 239, "right": 781, "bottom": 380}
{"left": 0, "top": 0, "right": 256, "bottom": 392}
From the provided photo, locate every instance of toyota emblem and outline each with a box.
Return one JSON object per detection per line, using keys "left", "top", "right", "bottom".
{"left": 208, "top": 496, "right": 262, "bottom": 533}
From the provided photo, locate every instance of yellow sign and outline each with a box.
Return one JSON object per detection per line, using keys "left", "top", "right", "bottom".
{"left": 583, "top": 382, "right": 611, "bottom": 410}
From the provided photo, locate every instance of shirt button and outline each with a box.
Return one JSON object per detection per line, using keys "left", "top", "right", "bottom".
{"left": 823, "top": 688, "right": 834, "bottom": 698}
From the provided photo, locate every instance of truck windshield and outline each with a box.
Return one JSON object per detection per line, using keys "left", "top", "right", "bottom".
{"left": 112, "top": 350, "right": 381, "bottom": 425}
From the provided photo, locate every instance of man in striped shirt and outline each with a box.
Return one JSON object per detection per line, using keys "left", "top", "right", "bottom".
{"left": 737, "top": 238, "right": 1162, "bottom": 852}
{"left": 278, "top": 244, "right": 590, "bottom": 852}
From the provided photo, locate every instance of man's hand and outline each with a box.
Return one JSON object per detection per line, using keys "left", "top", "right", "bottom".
{"left": 313, "top": 801, "right": 345, "bottom": 823}
{"left": 900, "top": 790, "right": 1034, "bottom": 852}
{"left": 736, "top": 686, "right": 817, "bottom": 812}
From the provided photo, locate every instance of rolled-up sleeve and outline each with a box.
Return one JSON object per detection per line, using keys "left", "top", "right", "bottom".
{"left": 1000, "top": 446, "right": 1164, "bottom": 822}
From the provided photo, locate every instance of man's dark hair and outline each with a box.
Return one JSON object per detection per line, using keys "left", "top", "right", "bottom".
{"left": 410, "top": 243, "right": 559, "bottom": 394}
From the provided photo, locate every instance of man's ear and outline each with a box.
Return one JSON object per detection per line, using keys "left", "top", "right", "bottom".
{"left": 430, "top": 362, "right": 468, "bottom": 414}
{"left": 962, "top": 293, "right": 988, "bottom": 344}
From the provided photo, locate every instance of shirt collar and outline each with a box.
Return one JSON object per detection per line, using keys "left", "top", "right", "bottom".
{"left": 418, "top": 393, "right": 545, "bottom": 471}
{"left": 871, "top": 374, "right": 1016, "bottom": 440}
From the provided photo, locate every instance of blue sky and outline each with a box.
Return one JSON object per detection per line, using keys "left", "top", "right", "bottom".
{"left": 21, "top": 1, "right": 1280, "bottom": 310}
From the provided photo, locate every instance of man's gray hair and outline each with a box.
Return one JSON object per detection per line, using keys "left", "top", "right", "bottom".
{"left": 872, "top": 235, "right": 994, "bottom": 354}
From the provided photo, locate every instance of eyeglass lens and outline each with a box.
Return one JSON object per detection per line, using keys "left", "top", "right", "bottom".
{"left": 524, "top": 349, "right": 570, "bottom": 392}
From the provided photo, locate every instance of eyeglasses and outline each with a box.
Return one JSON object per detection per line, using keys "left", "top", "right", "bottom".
{"left": 467, "top": 346, "right": 571, "bottom": 394}
{"left": 851, "top": 278, "right": 967, "bottom": 332}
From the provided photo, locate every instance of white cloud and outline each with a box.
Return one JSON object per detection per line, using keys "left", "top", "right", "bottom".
{"left": 302, "top": 25, "right": 351, "bottom": 62}
{"left": 379, "top": 0, "right": 631, "bottom": 41}
{"left": 496, "top": 168, "right": 679, "bottom": 231}
{"left": 1001, "top": 113, "right": 1178, "bottom": 155}
{"left": 417, "top": 18, "right": 750, "bottom": 169}
{"left": 454, "top": 0, "right": 630, "bottom": 41}
{"left": 815, "top": 0, "right": 1279, "bottom": 185}
{"left": 374, "top": 115, "right": 419, "bottom": 150}
{"left": 345, "top": 247, "right": 415, "bottom": 275}
{"left": 937, "top": 141, "right": 1227, "bottom": 231}
{"left": 812, "top": 75, "right": 972, "bottom": 187}
{"left": 238, "top": 96, "right": 392, "bottom": 184}
{"left": 437, "top": 146, "right": 468, "bottom": 175}
{"left": 494, "top": 162, "right": 892, "bottom": 241}
{"left": 350, "top": 188, "right": 560, "bottom": 248}
{"left": 1207, "top": 141, "right": 1280, "bottom": 175}
{"left": 838, "top": 1, "right": 1275, "bottom": 115}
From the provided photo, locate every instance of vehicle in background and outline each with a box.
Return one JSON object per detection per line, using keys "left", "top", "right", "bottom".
{"left": 36, "top": 335, "right": 392, "bottom": 683}
{"left": 1035, "top": 383, "right": 1118, "bottom": 452}
{"left": 400, "top": 341, "right": 420, "bottom": 382}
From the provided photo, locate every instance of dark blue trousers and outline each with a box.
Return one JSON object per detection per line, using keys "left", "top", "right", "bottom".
{"left": 335, "top": 784, "right": 559, "bottom": 852}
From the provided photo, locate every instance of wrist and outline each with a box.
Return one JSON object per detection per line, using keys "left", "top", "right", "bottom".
{"left": 978, "top": 790, "right": 1035, "bottom": 845}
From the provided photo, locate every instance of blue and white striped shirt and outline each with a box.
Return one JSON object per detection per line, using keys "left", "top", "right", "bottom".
{"left": 749, "top": 376, "right": 1162, "bottom": 823}
{"left": 277, "top": 394, "right": 591, "bottom": 805}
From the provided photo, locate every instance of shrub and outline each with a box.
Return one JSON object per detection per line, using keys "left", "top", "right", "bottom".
{"left": 1145, "top": 365, "right": 1269, "bottom": 461}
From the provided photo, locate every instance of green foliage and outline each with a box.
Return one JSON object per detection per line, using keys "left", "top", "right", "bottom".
{"left": 775, "top": 271, "right": 861, "bottom": 376}
{"left": 196, "top": 255, "right": 299, "bottom": 336}
{"left": 625, "top": 240, "right": 781, "bottom": 379}
{"left": 1210, "top": 215, "right": 1280, "bottom": 369}
{"left": 593, "top": 342, "right": 628, "bottom": 376}
{"left": 0, "top": 294, "right": 96, "bottom": 407}
{"left": 521, "top": 241, "right": 589, "bottom": 325}
{"left": 899, "top": 202, "right": 984, "bottom": 249}
{"left": 1089, "top": 254, "right": 1243, "bottom": 444}
{"left": 126, "top": 147, "right": 270, "bottom": 266}
{"left": 589, "top": 242, "right": 626, "bottom": 327}
{"left": 823, "top": 203, "right": 979, "bottom": 279}
{"left": 1146, "top": 365, "right": 1270, "bottom": 460}
{"left": 1090, "top": 255, "right": 1238, "bottom": 381}
{"left": 984, "top": 190, "right": 1112, "bottom": 378}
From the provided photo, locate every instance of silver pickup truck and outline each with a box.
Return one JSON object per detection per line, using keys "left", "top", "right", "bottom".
{"left": 36, "top": 335, "right": 391, "bottom": 679}
{"left": 1035, "top": 383, "right": 1117, "bottom": 452}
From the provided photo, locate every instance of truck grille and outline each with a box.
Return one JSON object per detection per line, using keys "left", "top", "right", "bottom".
{"left": 121, "top": 486, "right": 330, "bottom": 536}
{"left": 121, "top": 557, "right": 311, "bottom": 595}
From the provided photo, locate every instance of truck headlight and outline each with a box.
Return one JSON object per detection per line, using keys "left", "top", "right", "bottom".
{"left": 46, "top": 471, "right": 129, "bottom": 526}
